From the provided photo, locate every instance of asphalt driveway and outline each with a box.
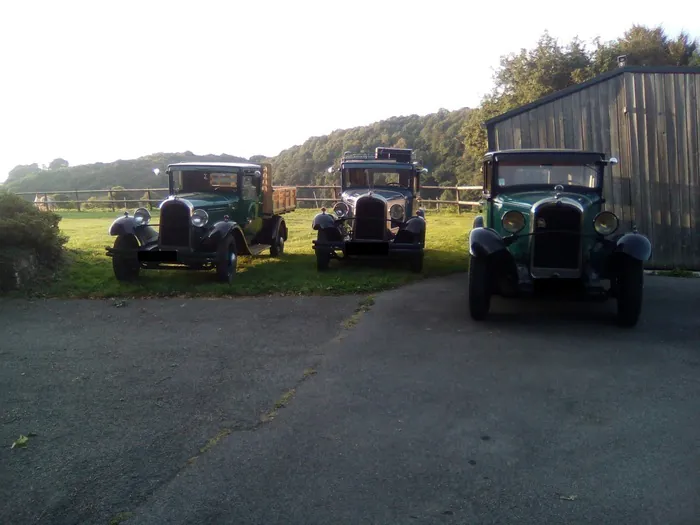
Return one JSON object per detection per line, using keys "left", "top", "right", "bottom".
{"left": 2, "top": 275, "right": 699, "bottom": 524}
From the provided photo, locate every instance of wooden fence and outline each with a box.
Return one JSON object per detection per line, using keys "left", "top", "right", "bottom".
{"left": 14, "top": 185, "right": 483, "bottom": 213}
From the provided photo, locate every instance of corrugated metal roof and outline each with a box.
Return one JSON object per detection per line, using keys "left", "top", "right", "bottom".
{"left": 484, "top": 66, "right": 700, "bottom": 127}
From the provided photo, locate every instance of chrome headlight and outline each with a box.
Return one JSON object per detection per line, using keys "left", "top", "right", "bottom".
{"left": 390, "top": 204, "right": 405, "bottom": 221}
{"left": 502, "top": 210, "right": 525, "bottom": 233}
{"left": 133, "top": 207, "right": 151, "bottom": 226}
{"left": 191, "top": 209, "right": 209, "bottom": 228}
{"left": 333, "top": 202, "right": 349, "bottom": 218}
{"left": 593, "top": 211, "right": 618, "bottom": 236}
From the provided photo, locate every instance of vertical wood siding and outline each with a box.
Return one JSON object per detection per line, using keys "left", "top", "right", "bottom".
{"left": 488, "top": 71, "right": 700, "bottom": 269}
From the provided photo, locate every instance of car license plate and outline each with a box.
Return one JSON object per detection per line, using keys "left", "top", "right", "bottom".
{"left": 138, "top": 250, "right": 177, "bottom": 262}
{"left": 346, "top": 242, "right": 389, "bottom": 256}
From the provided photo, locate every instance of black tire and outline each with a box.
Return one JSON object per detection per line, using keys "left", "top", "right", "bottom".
{"left": 409, "top": 251, "right": 424, "bottom": 273}
{"left": 468, "top": 254, "right": 491, "bottom": 321}
{"left": 215, "top": 235, "right": 237, "bottom": 284}
{"left": 270, "top": 226, "right": 285, "bottom": 257}
{"left": 615, "top": 255, "right": 644, "bottom": 327}
{"left": 315, "top": 230, "right": 331, "bottom": 271}
{"left": 112, "top": 234, "right": 140, "bottom": 282}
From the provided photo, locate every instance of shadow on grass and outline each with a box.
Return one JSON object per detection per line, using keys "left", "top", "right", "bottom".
{"left": 35, "top": 247, "right": 468, "bottom": 299}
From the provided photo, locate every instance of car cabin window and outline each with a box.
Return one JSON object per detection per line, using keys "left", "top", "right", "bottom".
{"left": 178, "top": 170, "right": 216, "bottom": 192}
{"left": 343, "top": 168, "right": 411, "bottom": 188}
{"left": 209, "top": 172, "right": 238, "bottom": 190}
{"left": 483, "top": 162, "right": 493, "bottom": 194}
{"left": 242, "top": 174, "right": 258, "bottom": 200}
{"left": 496, "top": 164, "right": 598, "bottom": 188}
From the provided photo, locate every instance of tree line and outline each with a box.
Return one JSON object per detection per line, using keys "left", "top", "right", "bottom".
{"left": 3, "top": 25, "right": 698, "bottom": 195}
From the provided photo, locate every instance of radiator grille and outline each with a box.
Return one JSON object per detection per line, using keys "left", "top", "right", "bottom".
{"left": 159, "top": 200, "right": 191, "bottom": 247}
{"left": 353, "top": 196, "right": 386, "bottom": 240}
{"left": 532, "top": 204, "right": 581, "bottom": 269}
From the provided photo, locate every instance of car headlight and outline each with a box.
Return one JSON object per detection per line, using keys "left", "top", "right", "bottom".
{"left": 333, "top": 202, "right": 349, "bottom": 218}
{"left": 390, "top": 204, "right": 405, "bottom": 221}
{"left": 502, "top": 210, "right": 525, "bottom": 233}
{"left": 133, "top": 207, "right": 151, "bottom": 226}
{"left": 191, "top": 209, "right": 209, "bottom": 228}
{"left": 593, "top": 211, "right": 618, "bottom": 235}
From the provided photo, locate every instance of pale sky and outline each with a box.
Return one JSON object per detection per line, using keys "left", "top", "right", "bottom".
{"left": 1, "top": 0, "right": 698, "bottom": 183}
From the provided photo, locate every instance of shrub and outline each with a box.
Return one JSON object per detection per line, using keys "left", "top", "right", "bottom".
{"left": 0, "top": 191, "right": 69, "bottom": 292}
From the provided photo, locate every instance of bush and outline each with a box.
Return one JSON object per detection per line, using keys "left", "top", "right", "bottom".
{"left": 0, "top": 191, "right": 69, "bottom": 292}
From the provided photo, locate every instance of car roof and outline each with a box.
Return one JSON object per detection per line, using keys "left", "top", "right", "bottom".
{"left": 167, "top": 162, "right": 261, "bottom": 169}
{"left": 484, "top": 149, "right": 607, "bottom": 163}
{"left": 340, "top": 160, "right": 416, "bottom": 169}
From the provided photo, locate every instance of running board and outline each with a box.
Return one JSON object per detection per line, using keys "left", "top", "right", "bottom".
{"left": 248, "top": 244, "right": 271, "bottom": 256}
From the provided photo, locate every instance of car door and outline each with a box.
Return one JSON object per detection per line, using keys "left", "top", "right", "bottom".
{"left": 241, "top": 172, "right": 263, "bottom": 242}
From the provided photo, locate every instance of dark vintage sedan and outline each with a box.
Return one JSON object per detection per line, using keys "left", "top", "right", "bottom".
{"left": 311, "top": 147, "right": 427, "bottom": 272}
{"left": 468, "top": 149, "right": 652, "bottom": 327}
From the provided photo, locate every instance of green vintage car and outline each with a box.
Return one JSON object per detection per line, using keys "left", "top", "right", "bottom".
{"left": 105, "top": 162, "right": 296, "bottom": 283}
{"left": 468, "top": 149, "right": 652, "bottom": 327}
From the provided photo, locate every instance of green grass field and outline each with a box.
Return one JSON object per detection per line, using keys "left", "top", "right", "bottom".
{"left": 42, "top": 208, "right": 475, "bottom": 298}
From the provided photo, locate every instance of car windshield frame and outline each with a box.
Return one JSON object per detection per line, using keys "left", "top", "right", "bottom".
{"left": 493, "top": 162, "right": 603, "bottom": 193}
{"left": 171, "top": 169, "right": 241, "bottom": 194}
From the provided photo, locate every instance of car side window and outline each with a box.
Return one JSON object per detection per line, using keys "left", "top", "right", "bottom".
{"left": 242, "top": 175, "right": 258, "bottom": 200}
{"left": 484, "top": 162, "right": 493, "bottom": 193}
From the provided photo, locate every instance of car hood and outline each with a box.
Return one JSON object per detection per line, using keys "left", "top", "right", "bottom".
{"left": 163, "top": 192, "right": 239, "bottom": 209}
{"left": 342, "top": 188, "right": 407, "bottom": 206}
{"left": 496, "top": 190, "right": 602, "bottom": 211}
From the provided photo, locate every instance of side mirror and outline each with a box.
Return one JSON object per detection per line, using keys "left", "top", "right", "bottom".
{"left": 153, "top": 168, "right": 161, "bottom": 176}
{"left": 608, "top": 157, "right": 618, "bottom": 165}
{"left": 254, "top": 170, "right": 262, "bottom": 178}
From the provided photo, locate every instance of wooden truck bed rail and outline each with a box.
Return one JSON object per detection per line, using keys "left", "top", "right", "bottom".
{"left": 272, "top": 186, "right": 297, "bottom": 214}
{"left": 261, "top": 162, "right": 297, "bottom": 216}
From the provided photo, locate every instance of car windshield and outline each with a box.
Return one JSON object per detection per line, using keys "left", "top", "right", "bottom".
{"left": 342, "top": 167, "right": 413, "bottom": 189}
{"left": 496, "top": 164, "right": 600, "bottom": 188}
{"left": 173, "top": 170, "right": 239, "bottom": 193}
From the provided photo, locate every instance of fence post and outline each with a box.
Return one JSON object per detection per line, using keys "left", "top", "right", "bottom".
{"left": 108, "top": 190, "right": 114, "bottom": 212}
{"left": 456, "top": 188, "right": 461, "bottom": 214}
{"left": 75, "top": 190, "right": 81, "bottom": 212}
{"left": 147, "top": 188, "right": 152, "bottom": 211}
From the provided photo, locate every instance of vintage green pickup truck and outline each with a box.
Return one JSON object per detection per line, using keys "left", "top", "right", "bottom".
{"left": 105, "top": 162, "right": 296, "bottom": 283}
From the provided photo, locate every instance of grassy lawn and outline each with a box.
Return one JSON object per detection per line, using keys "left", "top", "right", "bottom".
{"left": 41, "top": 208, "right": 475, "bottom": 298}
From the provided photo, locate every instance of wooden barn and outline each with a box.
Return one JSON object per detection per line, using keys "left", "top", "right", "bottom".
{"left": 484, "top": 65, "right": 700, "bottom": 270}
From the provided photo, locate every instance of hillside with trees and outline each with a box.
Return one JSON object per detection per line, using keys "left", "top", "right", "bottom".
{"left": 3, "top": 25, "right": 698, "bottom": 195}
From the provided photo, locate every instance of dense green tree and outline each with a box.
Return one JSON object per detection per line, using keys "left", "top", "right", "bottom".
{"left": 48, "top": 158, "right": 69, "bottom": 170}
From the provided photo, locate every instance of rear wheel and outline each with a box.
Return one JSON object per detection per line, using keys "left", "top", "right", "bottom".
{"left": 270, "top": 226, "right": 285, "bottom": 257}
{"left": 315, "top": 230, "right": 331, "bottom": 271}
{"left": 112, "top": 234, "right": 140, "bottom": 281}
{"left": 215, "top": 235, "right": 237, "bottom": 283}
{"left": 615, "top": 255, "right": 644, "bottom": 327}
{"left": 468, "top": 254, "right": 491, "bottom": 320}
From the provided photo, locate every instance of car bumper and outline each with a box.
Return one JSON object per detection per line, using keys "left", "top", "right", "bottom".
{"left": 313, "top": 239, "right": 423, "bottom": 256}
{"left": 105, "top": 245, "right": 217, "bottom": 266}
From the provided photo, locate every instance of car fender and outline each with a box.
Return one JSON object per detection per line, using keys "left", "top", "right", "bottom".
{"left": 469, "top": 227, "right": 507, "bottom": 257}
{"left": 403, "top": 216, "right": 426, "bottom": 236}
{"left": 108, "top": 216, "right": 158, "bottom": 245}
{"left": 206, "top": 220, "right": 243, "bottom": 245}
{"left": 312, "top": 212, "right": 337, "bottom": 231}
{"left": 615, "top": 232, "right": 652, "bottom": 261}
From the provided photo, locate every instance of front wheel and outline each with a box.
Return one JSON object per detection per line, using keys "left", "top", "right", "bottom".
{"left": 112, "top": 234, "right": 140, "bottom": 281}
{"left": 409, "top": 251, "right": 424, "bottom": 273}
{"left": 315, "top": 230, "right": 331, "bottom": 271}
{"left": 615, "top": 255, "right": 644, "bottom": 327}
{"left": 468, "top": 254, "right": 491, "bottom": 320}
{"left": 215, "top": 235, "right": 237, "bottom": 283}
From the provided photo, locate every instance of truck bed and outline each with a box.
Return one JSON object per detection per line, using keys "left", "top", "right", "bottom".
{"left": 271, "top": 186, "right": 297, "bottom": 214}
